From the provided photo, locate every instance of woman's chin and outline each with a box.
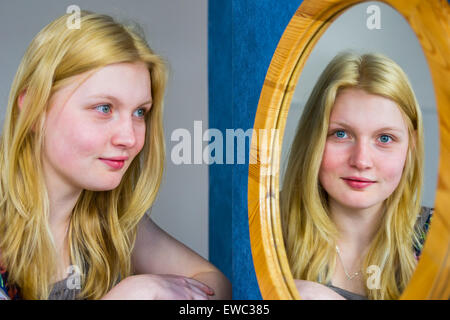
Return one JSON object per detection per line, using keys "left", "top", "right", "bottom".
{"left": 81, "top": 180, "right": 122, "bottom": 192}
{"left": 339, "top": 200, "right": 382, "bottom": 211}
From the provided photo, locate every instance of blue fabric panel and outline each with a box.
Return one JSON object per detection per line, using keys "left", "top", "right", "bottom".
{"left": 209, "top": 0, "right": 302, "bottom": 299}
{"left": 208, "top": 0, "right": 233, "bottom": 282}
{"left": 230, "top": 0, "right": 301, "bottom": 300}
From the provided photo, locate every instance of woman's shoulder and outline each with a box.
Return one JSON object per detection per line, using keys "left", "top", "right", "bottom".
{"left": 416, "top": 206, "right": 433, "bottom": 231}
{"left": 413, "top": 206, "right": 434, "bottom": 260}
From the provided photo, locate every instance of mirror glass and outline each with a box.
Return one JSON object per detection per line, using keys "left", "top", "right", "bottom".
{"left": 279, "top": 1, "right": 438, "bottom": 299}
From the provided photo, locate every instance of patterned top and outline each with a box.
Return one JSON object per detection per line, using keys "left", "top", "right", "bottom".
{"left": 413, "top": 206, "right": 434, "bottom": 261}
{"left": 0, "top": 267, "right": 81, "bottom": 300}
{"left": 0, "top": 266, "right": 20, "bottom": 300}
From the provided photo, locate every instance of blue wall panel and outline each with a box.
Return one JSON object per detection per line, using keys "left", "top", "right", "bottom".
{"left": 208, "top": 0, "right": 233, "bottom": 283}
{"left": 209, "top": 0, "right": 302, "bottom": 299}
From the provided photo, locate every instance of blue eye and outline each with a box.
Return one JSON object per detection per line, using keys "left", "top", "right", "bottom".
{"left": 334, "top": 130, "right": 347, "bottom": 139}
{"left": 96, "top": 104, "right": 111, "bottom": 114}
{"left": 134, "top": 108, "right": 147, "bottom": 118}
{"left": 379, "top": 135, "right": 392, "bottom": 144}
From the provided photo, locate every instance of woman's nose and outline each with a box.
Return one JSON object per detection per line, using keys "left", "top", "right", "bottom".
{"left": 349, "top": 140, "right": 373, "bottom": 170}
{"left": 111, "top": 118, "right": 137, "bottom": 148}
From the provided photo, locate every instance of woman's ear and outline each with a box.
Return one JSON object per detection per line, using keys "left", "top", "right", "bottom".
{"left": 17, "top": 89, "right": 27, "bottom": 111}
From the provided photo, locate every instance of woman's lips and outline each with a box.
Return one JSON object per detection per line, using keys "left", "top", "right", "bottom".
{"left": 99, "top": 157, "right": 127, "bottom": 170}
{"left": 341, "top": 177, "right": 376, "bottom": 189}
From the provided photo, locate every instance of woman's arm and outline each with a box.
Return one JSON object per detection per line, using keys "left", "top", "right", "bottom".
{"left": 101, "top": 273, "right": 215, "bottom": 300}
{"left": 128, "top": 213, "right": 231, "bottom": 300}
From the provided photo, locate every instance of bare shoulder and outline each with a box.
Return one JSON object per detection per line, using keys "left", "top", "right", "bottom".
{"left": 132, "top": 214, "right": 169, "bottom": 262}
{"left": 130, "top": 214, "right": 232, "bottom": 299}
{"left": 131, "top": 213, "right": 218, "bottom": 276}
{"left": 133, "top": 213, "right": 180, "bottom": 250}
{"left": 136, "top": 213, "right": 160, "bottom": 238}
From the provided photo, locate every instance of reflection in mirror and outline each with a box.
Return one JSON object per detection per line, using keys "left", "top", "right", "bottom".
{"left": 279, "top": 2, "right": 438, "bottom": 300}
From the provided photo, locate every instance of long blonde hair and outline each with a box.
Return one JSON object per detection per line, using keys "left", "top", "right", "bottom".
{"left": 281, "top": 52, "right": 424, "bottom": 300}
{"left": 0, "top": 11, "right": 167, "bottom": 299}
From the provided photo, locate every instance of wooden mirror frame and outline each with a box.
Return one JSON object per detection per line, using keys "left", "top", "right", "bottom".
{"left": 248, "top": 0, "right": 450, "bottom": 300}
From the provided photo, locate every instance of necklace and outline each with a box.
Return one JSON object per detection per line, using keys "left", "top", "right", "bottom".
{"left": 335, "top": 245, "right": 360, "bottom": 280}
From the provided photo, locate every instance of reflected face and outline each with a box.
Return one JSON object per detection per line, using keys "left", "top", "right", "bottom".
{"left": 43, "top": 62, "right": 152, "bottom": 192}
{"left": 318, "top": 88, "right": 410, "bottom": 211}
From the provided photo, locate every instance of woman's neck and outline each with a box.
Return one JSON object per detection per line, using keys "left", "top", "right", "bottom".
{"left": 45, "top": 177, "right": 81, "bottom": 281}
{"left": 42, "top": 159, "right": 82, "bottom": 233}
{"left": 329, "top": 200, "right": 385, "bottom": 252}
{"left": 47, "top": 184, "right": 80, "bottom": 231}
{"left": 43, "top": 174, "right": 81, "bottom": 250}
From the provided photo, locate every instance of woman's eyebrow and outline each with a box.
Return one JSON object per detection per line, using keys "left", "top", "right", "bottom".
{"left": 328, "top": 121, "right": 355, "bottom": 130}
{"left": 374, "top": 127, "right": 405, "bottom": 134}
{"left": 88, "top": 94, "right": 152, "bottom": 106}
{"left": 329, "top": 121, "right": 405, "bottom": 133}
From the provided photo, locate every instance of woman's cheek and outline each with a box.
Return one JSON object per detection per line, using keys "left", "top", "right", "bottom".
{"left": 319, "top": 145, "right": 343, "bottom": 189}
{"left": 376, "top": 146, "right": 409, "bottom": 192}
{"left": 133, "top": 125, "right": 147, "bottom": 155}
{"left": 320, "top": 144, "right": 346, "bottom": 172}
{"left": 66, "top": 122, "right": 105, "bottom": 156}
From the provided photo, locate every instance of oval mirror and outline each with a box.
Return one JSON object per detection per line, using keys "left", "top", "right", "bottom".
{"left": 249, "top": 0, "right": 449, "bottom": 299}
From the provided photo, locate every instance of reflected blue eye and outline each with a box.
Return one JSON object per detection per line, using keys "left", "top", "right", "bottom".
{"left": 134, "top": 108, "right": 146, "bottom": 118}
{"left": 334, "top": 130, "right": 347, "bottom": 139}
{"left": 96, "top": 104, "right": 111, "bottom": 114}
{"left": 379, "top": 135, "right": 392, "bottom": 144}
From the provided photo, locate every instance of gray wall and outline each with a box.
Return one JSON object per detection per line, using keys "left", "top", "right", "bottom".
{"left": 0, "top": 0, "right": 209, "bottom": 258}
{"left": 281, "top": 1, "right": 439, "bottom": 208}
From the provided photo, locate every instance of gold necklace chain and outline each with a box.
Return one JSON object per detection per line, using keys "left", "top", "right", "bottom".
{"left": 335, "top": 245, "right": 361, "bottom": 280}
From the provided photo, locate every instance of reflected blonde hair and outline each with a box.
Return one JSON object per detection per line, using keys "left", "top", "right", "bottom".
{"left": 0, "top": 11, "right": 167, "bottom": 299}
{"left": 281, "top": 52, "right": 424, "bottom": 300}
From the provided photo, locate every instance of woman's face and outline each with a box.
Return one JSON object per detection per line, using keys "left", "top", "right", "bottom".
{"left": 318, "top": 88, "right": 410, "bottom": 212}
{"left": 42, "top": 62, "right": 152, "bottom": 192}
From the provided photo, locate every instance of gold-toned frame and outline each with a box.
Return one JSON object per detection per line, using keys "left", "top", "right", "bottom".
{"left": 248, "top": 0, "right": 450, "bottom": 300}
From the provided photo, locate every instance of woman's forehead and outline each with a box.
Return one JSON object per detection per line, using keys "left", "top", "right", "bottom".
{"left": 330, "top": 88, "right": 408, "bottom": 133}
{"left": 51, "top": 62, "right": 152, "bottom": 108}
{"left": 74, "top": 62, "right": 152, "bottom": 101}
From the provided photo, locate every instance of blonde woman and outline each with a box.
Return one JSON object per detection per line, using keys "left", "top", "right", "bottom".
{"left": 281, "top": 52, "right": 432, "bottom": 300}
{"left": 0, "top": 11, "right": 231, "bottom": 300}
